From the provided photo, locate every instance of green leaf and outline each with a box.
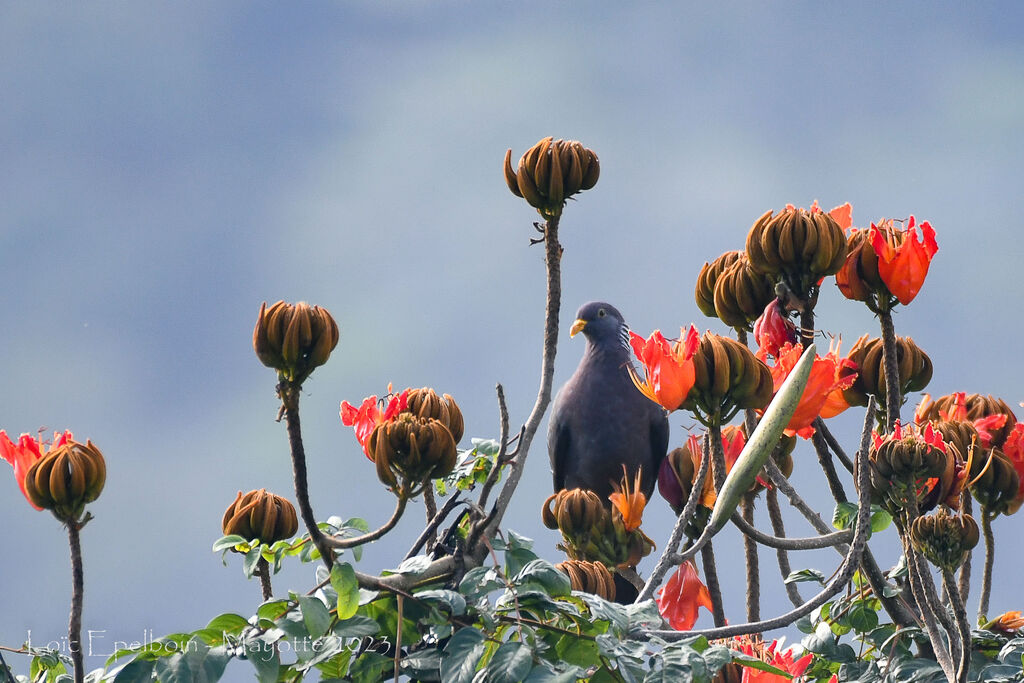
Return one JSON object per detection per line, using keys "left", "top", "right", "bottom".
{"left": 256, "top": 599, "right": 290, "bottom": 621}
{"left": 848, "top": 603, "right": 879, "bottom": 633}
{"left": 459, "top": 567, "right": 504, "bottom": 600}
{"left": 298, "top": 596, "right": 332, "bottom": 639}
{"left": 391, "top": 554, "right": 432, "bottom": 576}
{"left": 512, "top": 559, "right": 572, "bottom": 598}
{"left": 415, "top": 589, "right": 467, "bottom": 616}
{"left": 330, "top": 563, "right": 360, "bottom": 620}
{"left": 554, "top": 635, "right": 599, "bottom": 668}
{"left": 211, "top": 535, "right": 247, "bottom": 552}
{"left": 400, "top": 650, "right": 441, "bottom": 681}
{"left": 332, "top": 615, "right": 381, "bottom": 638}
{"left": 247, "top": 644, "right": 280, "bottom": 683}
{"left": 832, "top": 501, "right": 858, "bottom": 530}
{"left": 440, "top": 628, "right": 487, "bottom": 683}
{"left": 785, "top": 568, "right": 826, "bottom": 585}
{"left": 242, "top": 546, "right": 261, "bottom": 579}
{"left": 708, "top": 344, "right": 816, "bottom": 535}
{"left": 205, "top": 613, "right": 249, "bottom": 636}
{"left": 112, "top": 658, "right": 154, "bottom": 683}
{"left": 870, "top": 507, "right": 893, "bottom": 533}
{"left": 484, "top": 641, "right": 533, "bottom": 683}
{"left": 348, "top": 652, "right": 391, "bottom": 683}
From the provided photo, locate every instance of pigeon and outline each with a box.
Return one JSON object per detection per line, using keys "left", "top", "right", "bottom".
{"left": 548, "top": 301, "right": 670, "bottom": 502}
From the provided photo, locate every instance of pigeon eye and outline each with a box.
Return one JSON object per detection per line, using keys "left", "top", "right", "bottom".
{"left": 598, "top": 309, "right": 606, "bottom": 318}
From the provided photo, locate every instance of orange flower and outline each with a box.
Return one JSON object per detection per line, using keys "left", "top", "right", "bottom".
{"left": 340, "top": 386, "right": 409, "bottom": 459}
{"left": 1001, "top": 423, "right": 1024, "bottom": 513}
{"left": 735, "top": 638, "right": 814, "bottom": 682}
{"left": 0, "top": 430, "right": 73, "bottom": 510}
{"left": 752, "top": 299, "right": 797, "bottom": 359}
{"left": 984, "top": 610, "right": 1024, "bottom": 635}
{"left": 656, "top": 561, "right": 713, "bottom": 630}
{"left": 869, "top": 216, "right": 938, "bottom": 306}
{"left": 609, "top": 466, "right": 647, "bottom": 532}
{"left": 629, "top": 326, "right": 699, "bottom": 411}
{"left": 760, "top": 341, "right": 857, "bottom": 438}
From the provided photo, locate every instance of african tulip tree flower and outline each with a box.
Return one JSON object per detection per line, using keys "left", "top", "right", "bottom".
{"left": 869, "top": 216, "right": 938, "bottom": 306}
{"left": 0, "top": 430, "right": 73, "bottom": 510}
{"left": 340, "top": 387, "right": 409, "bottom": 459}
{"left": 758, "top": 341, "right": 857, "bottom": 438}
{"left": 656, "top": 561, "right": 714, "bottom": 630}
{"left": 629, "top": 326, "right": 699, "bottom": 411}
{"left": 609, "top": 467, "right": 647, "bottom": 532}
{"left": 752, "top": 299, "right": 797, "bottom": 359}
{"left": 733, "top": 638, "right": 814, "bottom": 683}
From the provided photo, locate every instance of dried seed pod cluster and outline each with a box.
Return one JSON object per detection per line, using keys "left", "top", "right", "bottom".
{"left": 909, "top": 509, "right": 980, "bottom": 571}
{"left": 685, "top": 333, "right": 774, "bottom": 422}
{"left": 253, "top": 301, "right": 339, "bottom": 384}
{"left": 555, "top": 559, "right": 616, "bottom": 601}
{"left": 694, "top": 251, "right": 742, "bottom": 319}
{"left": 541, "top": 488, "right": 654, "bottom": 568}
{"left": 405, "top": 387, "right": 464, "bottom": 443}
{"left": 25, "top": 439, "right": 106, "bottom": 522}
{"left": 542, "top": 488, "right": 605, "bottom": 538}
{"left": 746, "top": 205, "right": 847, "bottom": 293}
{"left": 367, "top": 413, "right": 458, "bottom": 495}
{"left": 869, "top": 426, "right": 954, "bottom": 514}
{"left": 504, "top": 137, "right": 599, "bottom": 218}
{"left": 843, "top": 335, "right": 933, "bottom": 408}
{"left": 221, "top": 489, "right": 298, "bottom": 544}
{"left": 711, "top": 257, "right": 777, "bottom": 331}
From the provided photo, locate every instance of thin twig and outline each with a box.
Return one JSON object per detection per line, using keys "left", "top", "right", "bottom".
{"left": 647, "top": 419, "right": 874, "bottom": 640}
{"left": 67, "top": 521, "right": 84, "bottom": 683}
{"left": 484, "top": 215, "right": 562, "bottom": 542}
{"left": 766, "top": 487, "right": 803, "bottom": 608}
{"left": 324, "top": 495, "right": 408, "bottom": 549}
{"left": 404, "top": 492, "right": 464, "bottom": 561}
{"left": 729, "top": 511, "right": 853, "bottom": 550}
{"left": 635, "top": 446, "right": 710, "bottom": 602}
{"left": 958, "top": 492, "right": 973, "bottom": 604}
{"left": 903, "top": 529, "right": 956, "bottom": 681}
{"left": 476, "top": 384, "right": 511, "bottom": 512}
{"left": 422, "top": 486, "right": 438, "bottom": 535}
{"left": 878, "top": 308, "right": 901, "bottom": 431}
{"left": 701, "top": 541, "right": 727, "bottom": 627}
{"left": 281, "top": 382, "right": 336, "bottom": 570}
{"left": 811, "top": 426, "right": 848, "bottom": 503}
{"left": 816, "top": 418, "right": 854, "bottom": 474}
{"left": 979, "top": 510, "right": 995, "bottom": 621}
{"left": 256, "top": 557, "right": 273, "bottom": 601}
{"left": 742, "top": 494, "right": 760, "bottom": 622}
{"left": 943, "top": 568, "right": 971, "bottom": 683}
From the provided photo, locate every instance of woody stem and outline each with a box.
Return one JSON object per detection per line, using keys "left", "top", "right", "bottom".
{"left": 979, "top": 511, "right": 995, "bottom": 620}
{"left": 67, "top": 521, "right": 84, "bottom": 683}
{"left": 741, "top": 494, "right": 760, "bottom": 622}
{"left": 281, "top": 381, "right": 336, "bottom": 570}
{"left": 878, "top": 308, "right": 902, "bottom": 431}
{"left": 256, "top": 557, "right": 273, "bottom": 601}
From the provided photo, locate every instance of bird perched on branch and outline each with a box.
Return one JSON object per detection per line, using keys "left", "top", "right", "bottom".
{"left": 548, "top": 302, "right": 670, "bottom": 502}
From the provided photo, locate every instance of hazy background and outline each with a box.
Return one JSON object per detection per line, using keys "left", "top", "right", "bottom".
{"left": 3, "top": 1, "right": 1023, "bottom": 677}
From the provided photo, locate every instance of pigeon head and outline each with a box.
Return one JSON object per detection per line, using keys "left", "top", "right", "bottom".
{"left": 569, "top": 301, "right": 629, "bottom": 350}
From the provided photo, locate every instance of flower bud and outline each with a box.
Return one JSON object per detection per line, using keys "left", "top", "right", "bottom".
{"left": 711, "top": 256, "right": 777, "bottom": 331}
{"left": 745, "top": 205, "right": 847, "bottom": 281}
{"left": 221, "top": 489, "right": 298, "bottom": 544}
{"left": 752, "top": 299, "right": 798, "bottom": 358}
{"left": 542, "top": 488, "right": 605, "bottom": 538}
{"left": 695, "top": 251, "right": 742, "bottom": 319}
{"left": 969, "top": 447, "right": 1020, "bottom": 514}
{"left": 869, "top": 424, "right": 951, "bottom": 513}
{"left": 404, "top": 387, "right": 464, "bottom": 443}
{"left": 835, "top": 228, "right": 887, "bottom": 303}
{"left": 910, "top": 509, "right": 979, "bottom": 571}
{"left": 504, "top": 137, "right": 599, "bottom": 218}
{"left": 555, "top": 559, "right": 616, "bottom": 601}
{"left": 368, "top": 414, "right": 458, "bottom": 494}
{"left": 843, "top": 335, "right": 932, "bottom": 408}
{"left": 253, "top": 301, "right": 339, "bottom": 384}
{"left": 686, "top": 333, "right": 774, "bottom": 423}
{"left": 24, "top": 440, "right": 106, "bottom": 523}
{"left": 916, "top": 393, "right": 1017, "bottom": 449}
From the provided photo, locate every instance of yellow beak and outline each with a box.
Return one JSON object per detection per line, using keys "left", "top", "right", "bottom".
{"left": 569, "top": 318, "right": 587, "bottom": 337}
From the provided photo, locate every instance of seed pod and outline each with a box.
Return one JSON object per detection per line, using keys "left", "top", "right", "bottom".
{"left": 253, "top": 301, "right": 339, "bottom": 384}
{"left": 405, "top": 387, "right": 464, "bottom": 443}
{"left": 367, "top": 414, "right": 457, "bottom": 494}
{"left": 695, "top": 251, "right": 742, "bottom": 319}
{"left": 24, "top": 440, "right": 106, "bottom": 523}
{"left": 504, "top": 138, "right": 599, "bottom": 218}
{"left": 869, "top": 429, "right": 951, "bottom": 514}
{"left": 712, "top": 257, "right": 777, "bottom": 331}
{"left": 843, "top": 336, "right": 933, "bottom": 408}
{"left": 221, "top": 489, "right": 299, "bottom": 544}
{"left": 917, "top": 393, "right": 1018, "bottom": 449}
{"left": 910, "top": 509, "right": 980, "bottom": 571}
{"left": 555, "top": 559, "right": 617, "bottom": 600}
{"left": 686, "top": 333, "right": 773, "bottom": 422}
{"left": 835, "top": 228, "right": 888, "bottom": 303}
{"left": 745, "top": 205, "right": 847, "bottom": 280}
{"left": 542, "top": 488, "right": 605, "bottom": 538}
{"left": 969, "top": 447, "right": 1020, "bottom": 514}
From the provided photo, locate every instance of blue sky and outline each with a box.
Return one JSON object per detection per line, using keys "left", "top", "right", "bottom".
{"left": 3, "top": 1, "right": 1024, "bottom": 674}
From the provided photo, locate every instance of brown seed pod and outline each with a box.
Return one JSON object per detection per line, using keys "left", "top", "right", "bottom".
{"left": 685, "top": 333, "right": 774, "bottom": 422}
{"left": 711, "top": 257, "right": 777, "bottom": 331}
{"left": 835, "top": 228, "right": 888, "bottom": 303}
{"left": 404, "top": 387, "right": 464, "bottom": 443}
{"left": 555, "top": 559, "right": 617, "bottom": 600}
{"left": 504, "top": 137, "right": 599, "bottom": 218}
{"left": 917, "top": 393, "right": 1018, "bottom": 449}
{"left": 221, "top": 489, "right": 299, "bottom": 544}
{"left": 843, "top": 335, "right": 933, "bottom": 408}
{"left": 253, "top": 301, "right": 339, "bottom": 384}
{"left": 909, "top": 509, "right": 980, "bottom": 571}
{"left": 367, "top": 414, "right": 458, "bottom": 494}
{"left": 969, "top": 447, "right": 1020, "bottom": 514}
{"left": 542, "top": 488, "right": 605, "bottom": 537}
{"left": 745, "top": 205, "right": 847, "bottom": 280}
{"left": 695, "top": 251, "right": 742, "bottom": 319}
{"left": 25, "top": 439, "right": 106, "bottom": 523}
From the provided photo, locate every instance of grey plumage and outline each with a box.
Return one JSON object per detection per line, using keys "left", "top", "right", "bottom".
{"left": 548, "top": 301, "right": 670, "bottom": 502}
